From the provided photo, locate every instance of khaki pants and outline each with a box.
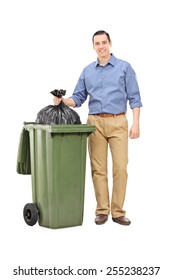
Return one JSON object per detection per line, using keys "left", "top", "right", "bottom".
{"left": 87, "top": 114, "right": 128, "bottom": 218}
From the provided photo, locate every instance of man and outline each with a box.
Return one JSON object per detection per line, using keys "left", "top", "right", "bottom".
{"left": 54, "top": 30, "right": 142, "bottom": 226}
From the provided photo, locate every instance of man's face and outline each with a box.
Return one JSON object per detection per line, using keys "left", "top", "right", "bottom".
{"left": 93, "top": 34, "right": 112, "bottom": 60}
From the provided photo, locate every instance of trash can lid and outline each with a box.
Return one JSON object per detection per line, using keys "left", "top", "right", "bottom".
{"left": 23, "top": 123, "right": 96, "bottom": 134}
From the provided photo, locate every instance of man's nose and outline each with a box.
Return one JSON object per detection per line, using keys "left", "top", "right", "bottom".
{"left": 99, "top": 43, "right": 104, "bottom": 48}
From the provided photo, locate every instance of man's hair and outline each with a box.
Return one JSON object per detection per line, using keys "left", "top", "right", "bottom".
{"left": 92, "top": 30, "right": 111, "bottom": 43}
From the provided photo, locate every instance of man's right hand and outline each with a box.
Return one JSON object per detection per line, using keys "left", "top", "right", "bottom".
{"left": 53, "top": 96, "right": 63, "bottom": 105}
{"left": 53, "top": 96, "right": 76, "bottom": 107}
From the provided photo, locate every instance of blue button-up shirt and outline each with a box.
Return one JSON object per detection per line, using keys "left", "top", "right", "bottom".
{"left": 71, "top": 54, "right": 142, "bottom": 114}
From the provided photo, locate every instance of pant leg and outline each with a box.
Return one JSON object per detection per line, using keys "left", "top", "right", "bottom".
{"left": 108, "top": 115, "right": 128, "bottom": 218}
{"left": 87, "top": 115, "right": 110, "bottom": 215}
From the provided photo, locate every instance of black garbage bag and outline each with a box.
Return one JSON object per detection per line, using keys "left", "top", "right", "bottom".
{"left": 35, "top": 89, "right": 81, "bottom": 124}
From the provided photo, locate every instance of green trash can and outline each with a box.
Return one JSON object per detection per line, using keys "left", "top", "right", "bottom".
{"left": 17, "top": 123, "right": 95, "bottom": 229}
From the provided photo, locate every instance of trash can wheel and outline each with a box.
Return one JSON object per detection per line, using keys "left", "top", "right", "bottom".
{"left": 23, "top": 203, "right": 38, "bottom": 226}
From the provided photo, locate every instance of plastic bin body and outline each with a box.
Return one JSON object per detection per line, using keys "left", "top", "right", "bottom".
{"left": 24, "top": 124, "right": 95, "bottom": 229}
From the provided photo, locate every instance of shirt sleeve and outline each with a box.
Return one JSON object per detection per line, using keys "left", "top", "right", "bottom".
{"left": 70, "top": 69, "right": 88, "bottom": 107}
{"left": 125, "top": 64, "right": 143, "bottom": 109}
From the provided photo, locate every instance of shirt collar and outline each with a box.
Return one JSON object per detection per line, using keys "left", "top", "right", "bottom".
{"left": 95, "top": 53, "right": 116, "bottom": 67}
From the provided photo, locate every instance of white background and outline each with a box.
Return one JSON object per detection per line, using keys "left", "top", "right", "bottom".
{"left": 1, "top": 0, "right": 173, "bottom": 279}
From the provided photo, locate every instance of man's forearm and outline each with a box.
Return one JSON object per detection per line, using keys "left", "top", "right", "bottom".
{"left": 132, "top": 107, "right": 140, "bottom": 124}
{"left": 129, "top": 107, "right": 140, "bottom": 139}
{"left": 63, "top": 97, "right": 76, "bottom": 107}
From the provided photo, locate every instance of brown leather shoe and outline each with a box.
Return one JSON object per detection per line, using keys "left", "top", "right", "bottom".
{"left": 95, "top": 214, "right": 108, "bottom": 225}
{"left": 112, "top": 216, "right": 131, "bottom": 225}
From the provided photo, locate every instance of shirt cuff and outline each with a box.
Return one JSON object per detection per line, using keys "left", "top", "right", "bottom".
{"left": 130, "top": 101, "right": 143, "bottom": 109}
{"left": 71, "top": 96, "right": 81, "bottom": 107}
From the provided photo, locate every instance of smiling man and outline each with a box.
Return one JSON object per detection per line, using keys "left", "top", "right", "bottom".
{"left": 54, "top": 30, "right": 142, "bottom": 226}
